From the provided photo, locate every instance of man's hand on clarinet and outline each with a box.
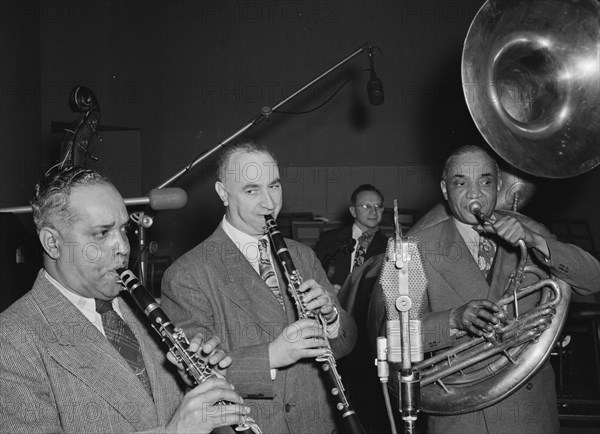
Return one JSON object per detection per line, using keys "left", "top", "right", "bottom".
{"left": 269, "top": 318, "right": 329, "bottom": 369}
{"left": 165, "top": 377, "right": 250, "bottom": 434}
{"left": 297, "top": 278, "right": 338, "bottom": 323}
{"left": 167, "top": 334, "right": 232, "bottom": 387}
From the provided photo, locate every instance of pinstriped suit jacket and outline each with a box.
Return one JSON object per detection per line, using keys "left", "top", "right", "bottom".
{"left": 0, "top": 270, "right": 182, "bottom": 433}
{"left": 161, "top": 225, "right": 358, "bottom": 434}
{"left": 369, "top": 210, "right": 600, "bottom": 434}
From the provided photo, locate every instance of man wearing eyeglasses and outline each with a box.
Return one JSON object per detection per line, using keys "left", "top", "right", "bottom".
{"left": 314, "top": 184, "right": 389, "bottom": 432}
{"left": 315, "top": 184, "right": 388, "bottom": 290}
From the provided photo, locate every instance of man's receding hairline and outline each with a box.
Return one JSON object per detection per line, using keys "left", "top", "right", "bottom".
{"left": 443, "top": 149, "right": 499, "bottom": 180}
{"left": 220, "top": 149, "right": 278, "bottom": 181}
{"left": 58, "top": 182, "right": 118, "bottom": 229}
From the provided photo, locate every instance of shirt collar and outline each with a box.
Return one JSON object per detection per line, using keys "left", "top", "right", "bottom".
{"left": 44, "top": 269, "right": 97, "bottom": 311}
{"left": 43, "top": 269, "right": 121, "bottom": 318}
{"left": 452, "top": 217, "right": 480, "bottom": 242}
{"left": 452, "top": 217, "right": 482, "bottom": 261}
{"left": 352, "top": 223, "right": 367, "bottom": 240}
{"left": 221, "top": 216, "right": 263, "bottom": 268}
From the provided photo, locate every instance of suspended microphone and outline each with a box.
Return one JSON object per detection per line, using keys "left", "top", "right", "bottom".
{"left": 124, "top": 188, "right": 188, "bottom": 210}
{"left": 367, "top": 47, "right": 384, "bottom": 106}
{"left": 378, "top": 236, "right": 428, "bottom": 364}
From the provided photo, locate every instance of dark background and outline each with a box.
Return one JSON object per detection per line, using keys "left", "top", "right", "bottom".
{"left": 1, "top": 0, "right": 598, "bottom": 275}
{"left": 0, "top": 0, "right": 600, "bottom": 256}
{"left": 1, "top": 1, "right": 599, "bottom": 429}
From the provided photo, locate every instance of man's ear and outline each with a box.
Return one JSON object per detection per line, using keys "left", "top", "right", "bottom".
{"left": 39, "top": 227, "right": 61, "bottom": 259}
{"left": 349, "top": 205, "right": 357, "bottom": 219}
{"left": 440, "top": 180, "right": 448, "bottom": 200}
{"left": 215, "top": 181, "right": 228, "bottom": 206}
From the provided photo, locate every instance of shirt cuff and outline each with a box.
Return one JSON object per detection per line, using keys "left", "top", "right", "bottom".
{"left": 325, "top": 306, "right": 340, "bottom": 338}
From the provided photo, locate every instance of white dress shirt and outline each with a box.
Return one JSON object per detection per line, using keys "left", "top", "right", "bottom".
{"left": 43, "top": 269, "right": 124, "bottom": 337}
{"left": 453, "top": 217, "right": 481, "bottom": 262}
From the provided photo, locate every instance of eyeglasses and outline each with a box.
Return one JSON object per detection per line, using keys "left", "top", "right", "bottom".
{"left": 354, "top": 203, "right": 384, "bottom": 212}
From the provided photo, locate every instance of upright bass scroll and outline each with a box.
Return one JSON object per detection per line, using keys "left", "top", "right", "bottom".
{"left": 264, "top": 215, "right": 366, "bottom": 434}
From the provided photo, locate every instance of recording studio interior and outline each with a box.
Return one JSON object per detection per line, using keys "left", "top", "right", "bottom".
{"left": 1, "top": 1, "right": 599, "bottom": 433}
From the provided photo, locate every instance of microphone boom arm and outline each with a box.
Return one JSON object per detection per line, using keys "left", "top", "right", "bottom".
{"left": 156, "top": 43, "right": 371, "bottom": 190}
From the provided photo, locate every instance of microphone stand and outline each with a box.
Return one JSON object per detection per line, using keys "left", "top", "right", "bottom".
{"left": 155, "top": 43, "right": 371, "bottom": 190}
{"left": 393, "top": 212, "right": 421, "bottom": 434}
{"left": 134, "top": 43, "right": 372, "bottom": 286}
{"left": 0, "top": 43, "right": 376, "bottom": 289}
{"left": 396, "top": 309, "right": 421, "bottom": 434}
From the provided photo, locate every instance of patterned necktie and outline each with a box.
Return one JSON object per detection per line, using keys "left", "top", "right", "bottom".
{"left": 95, "top": 299, "right": 153, "bottom": 397}
{"left": 477, "top": 233, "right": 497, "bottom": 279}
{"left": 258, "top": 238, "right": 286, "bottom": 309}
{"left": 353, "top": 231, "right": 374, "bottom": 269}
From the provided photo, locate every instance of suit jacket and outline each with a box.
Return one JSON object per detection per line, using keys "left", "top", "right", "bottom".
{"left": 314, "top": 225, "right": 388, "bottom": 287}
{"left": 161, "top": 225, "right": 358, "bottom": 434}
{"left": 0, "top": 270, "right": 182, "bottom": 434}
{"left": 368, "top": 211, "right": 600, "bottom": 434}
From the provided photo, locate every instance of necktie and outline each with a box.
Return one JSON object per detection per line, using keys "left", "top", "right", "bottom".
{"left": 95, "top": 299, "right": 153, "bottom": 397}
{"left": 477, "top": 233, "right": 497, "bottom": 279}
{"left": 258, "top": 238, "right": 286, "bottom": 309}
{"left": 353, "top": 232, "right": 374, "bottom": 269}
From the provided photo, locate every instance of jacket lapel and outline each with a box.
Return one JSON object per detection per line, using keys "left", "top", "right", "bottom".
{"left": 211, "top": 228, "right": 287, "bottom": 333}
{"left": 487, "top": 239, "right": 519, "bottom": 301}
{"left": 436, "top": 219, "right": 491, "bottom": 304}
{"left": 365, "top": 230, "right": 387, "bottom": 260}
{"left": 31, "top": 277, "right": 158, "bottom": 430}
{"left": 334, "top": 225, "right": 353, "bottom": 277}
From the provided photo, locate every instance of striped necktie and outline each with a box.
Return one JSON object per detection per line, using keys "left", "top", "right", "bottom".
{"left": 258, "top": 238, "right": 286, "bottom": 309}
{"left": 95, "top": 299, "right": 153, "bottom": 398}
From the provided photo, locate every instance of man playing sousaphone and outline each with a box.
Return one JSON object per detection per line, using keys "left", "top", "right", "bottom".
{"left": 370, "top": 145, "right": 600, "bottom": 434}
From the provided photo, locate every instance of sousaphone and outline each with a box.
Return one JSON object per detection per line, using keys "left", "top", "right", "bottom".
{"left": 416, "top": 0, "right": 599, "bottom": 414}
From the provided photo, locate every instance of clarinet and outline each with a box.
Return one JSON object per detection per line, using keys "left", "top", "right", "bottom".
{"left": 116, "top": 268, "right": 262, "bottom": 434}
{"left": 263, "top": 215, "right": 366, "bottom": 434}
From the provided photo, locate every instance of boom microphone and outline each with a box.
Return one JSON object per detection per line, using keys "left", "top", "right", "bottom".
{"left": 0, "top": 187, "right": 188, "bottom": 214}
{"left": 367, "top": 47, "right": 384, "bottom": 106}
{"left": 124, "top": 187, "right": 188, "bottom": 210}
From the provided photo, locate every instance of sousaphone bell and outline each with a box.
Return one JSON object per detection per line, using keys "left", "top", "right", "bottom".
{"left": 462, "top": 0, "right": 600, "bottom": 178}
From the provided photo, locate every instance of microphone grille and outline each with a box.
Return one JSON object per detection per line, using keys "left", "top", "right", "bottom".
{"left": 378, "top": 237, "right": 428, "bottom": 321}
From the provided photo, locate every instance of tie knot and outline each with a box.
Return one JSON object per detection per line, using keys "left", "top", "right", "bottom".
{"left": 258, "top": 238, "right": 270, "bottom": 255}
{"left": 95, "top": 299, "right": 114, "bottom": 315}
{"left": 358, "top": 231, "right": 374, "bottom": 245}
{"left": 472, "top": 224, "right": 485, "bottom": 235}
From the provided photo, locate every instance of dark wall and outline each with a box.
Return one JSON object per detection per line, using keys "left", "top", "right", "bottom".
{"left": 0, "top": 0, "right": 42, "bottom": 308}
{"left": 0, "top": 0, "right": 41, "bottom": 205}
{"left": 1, "top": 0, "right": 599, "bottom": 258}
